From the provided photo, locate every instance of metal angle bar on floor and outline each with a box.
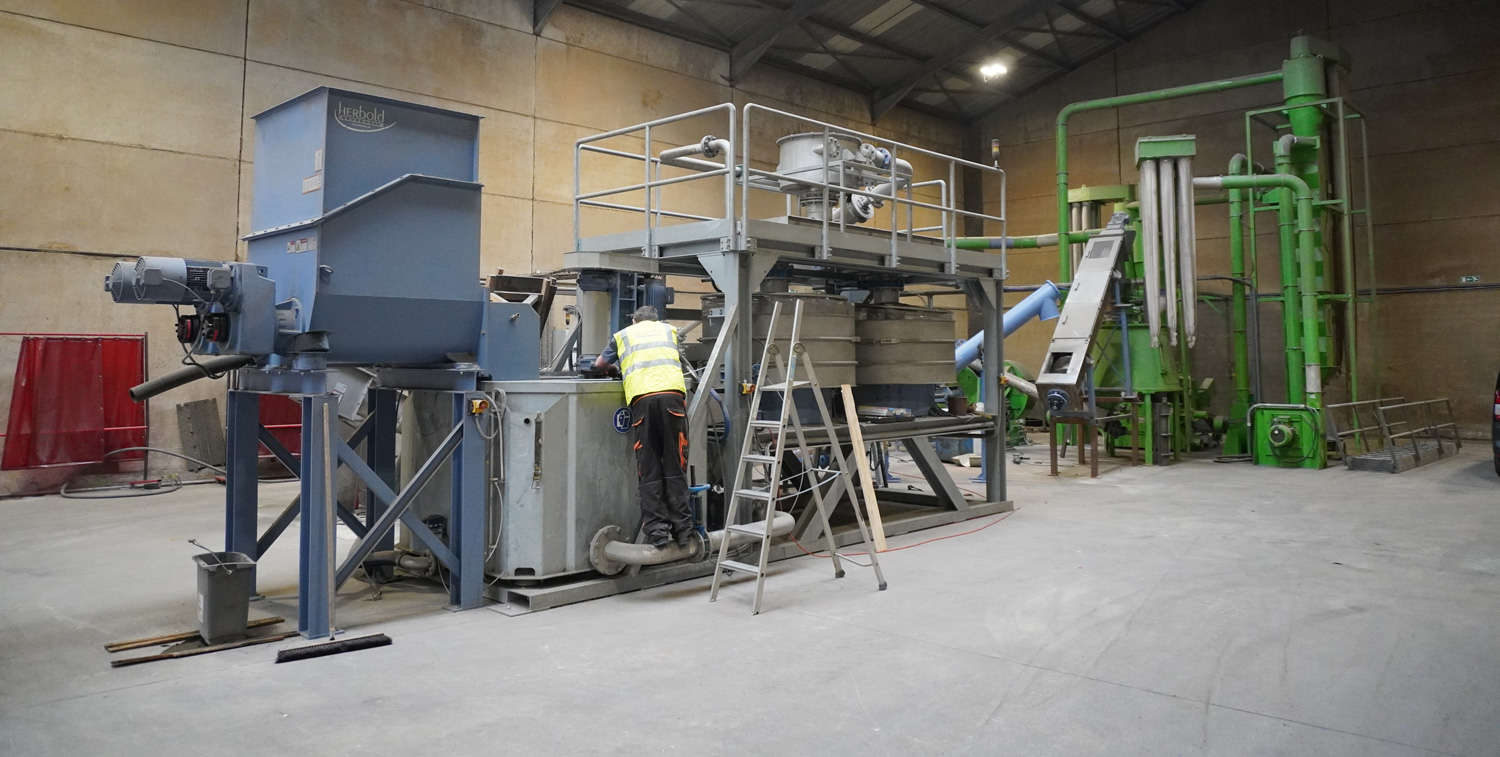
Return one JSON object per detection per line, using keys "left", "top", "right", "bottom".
{"left": 110, "top": 632, "right": 299, "bottom": 668}
{"left": 104, "top": 616, "right": 287, "bottom": 653}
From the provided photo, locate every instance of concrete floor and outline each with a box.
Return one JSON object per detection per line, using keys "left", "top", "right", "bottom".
{"left": 2, "top": 446, "right": 1498, "bottom": 756}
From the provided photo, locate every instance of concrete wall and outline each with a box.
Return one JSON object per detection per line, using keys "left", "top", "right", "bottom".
{"left": 976, "top": 0, "right": 1500, "bottom": 432}
{"left": 0, "top": 0, "right": 963, "bottom": 495}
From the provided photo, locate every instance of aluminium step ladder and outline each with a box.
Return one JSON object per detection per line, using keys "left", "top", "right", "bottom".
{"left": 708, "top": 299, "right": 886, "bottom": 614}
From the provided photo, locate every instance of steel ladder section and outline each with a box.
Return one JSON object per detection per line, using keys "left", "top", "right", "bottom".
{"left": 708, "top": 299, "right": 886, "bottom": 614}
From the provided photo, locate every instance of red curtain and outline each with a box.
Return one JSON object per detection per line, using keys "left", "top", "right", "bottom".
{"left": 2, "top": 336, "right": 146, "bottom": 470}
{"left": 259, "top": 395, "right": 303, "bottom": 461}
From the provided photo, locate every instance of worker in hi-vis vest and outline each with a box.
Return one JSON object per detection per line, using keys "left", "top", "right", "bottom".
{"left": 593, "top": 306, "right": 693, "bottom": 549}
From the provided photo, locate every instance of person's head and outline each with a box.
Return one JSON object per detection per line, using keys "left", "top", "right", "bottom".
{"left": 631, "top": 305, "right": 659, "bottom": 323}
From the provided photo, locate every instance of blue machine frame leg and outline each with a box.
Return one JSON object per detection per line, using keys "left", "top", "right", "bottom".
{"left": 225, "top": 390, "right": 261, "bottom": 583}
{"left": 298, "top": 393, "right": 338, "bottom": 639}
{"left": 366, "top": 389, "right": 399, "bottom": 577}
{"left": 448, "top": 393, "right": 485, "bottom": 610}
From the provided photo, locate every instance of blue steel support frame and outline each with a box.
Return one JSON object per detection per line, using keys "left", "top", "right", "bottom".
{"left": 449, "top": 392, "right": 485, "bottom": 610}
{"left": 365, "top": 389, "right": 400, "bottom": 578}
{"left": 298, "top": 394, "right": 338, "bottom": 639}
{"left": 225, "top": 390, "right": 262, "bottom": 583}
{"left": 224, "top": 380, "right": 486, "bottom": 639}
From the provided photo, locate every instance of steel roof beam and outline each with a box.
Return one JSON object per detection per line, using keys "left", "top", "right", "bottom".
{"left": 968, "top": 0, "right": 1197, "bottom": 122}
{"left": 870, "top": 0, "right": 1062, "bottom": 120}
{"left": 534, "top": 0, "right": 565, "bottom": 34}
{"left": 727, "top": 0, "right": 832, "bottom": 84}
{"left": 1058, "top": 1, "right": 1127, "bottom": 41}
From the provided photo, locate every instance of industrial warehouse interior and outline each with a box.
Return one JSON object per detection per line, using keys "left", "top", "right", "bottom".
{"left": 2, "top": 0, "right": 1498, "bottom": 754}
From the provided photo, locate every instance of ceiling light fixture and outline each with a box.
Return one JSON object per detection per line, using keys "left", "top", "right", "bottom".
{"left": 980, "top": 62, "right": 1009, "bottom": 81}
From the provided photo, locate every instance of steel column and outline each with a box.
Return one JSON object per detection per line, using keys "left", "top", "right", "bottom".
{"left": 367, "top": 389, "right": 399, "bottom": 560}
{"left": 225, "top": 390, "right": 261, "bottom": 561}
{"left": 449, "top": 393, "right": 486, "bottom": 610}
{"left": 980, "top": 278, "right": 1005, "bottom": 502}
{"left": 297, "top": 394, "right": 338, "bottom": 639}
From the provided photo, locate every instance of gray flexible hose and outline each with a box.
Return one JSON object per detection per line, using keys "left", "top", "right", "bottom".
{"left": 129, "top": 355, "right": 255, "bottom": 401}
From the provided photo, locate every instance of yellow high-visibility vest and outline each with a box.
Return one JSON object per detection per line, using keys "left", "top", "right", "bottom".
{"left": 615, "top": 320, "right": 685, "bottom": 403}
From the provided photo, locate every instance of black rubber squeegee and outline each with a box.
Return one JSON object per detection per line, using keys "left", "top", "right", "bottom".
{"left": 275, "top": 633, "right": 392, "bottom": 663}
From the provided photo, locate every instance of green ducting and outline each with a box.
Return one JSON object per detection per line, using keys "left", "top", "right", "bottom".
{"left": 1053, "top": 70, "right": 1285, "bottom": 282}
{"left": 1198, "top": 172, "right": 1323, "bottom": 414}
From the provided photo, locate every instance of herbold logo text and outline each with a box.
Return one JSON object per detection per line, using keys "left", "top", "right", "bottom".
{"left": 334, "top": 101, "right": 396, "bottom": 133}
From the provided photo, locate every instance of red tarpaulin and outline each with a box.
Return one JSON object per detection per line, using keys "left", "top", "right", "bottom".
{"left": 260, "top": 394, "right": 303, "bottom": 463}
{"left": 2, "top": 336, "right": 147, "bottom": 470}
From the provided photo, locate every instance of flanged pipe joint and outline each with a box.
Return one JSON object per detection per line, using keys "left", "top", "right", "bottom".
{"left": 588, "top": 511, "right": 796, "bottom": 575}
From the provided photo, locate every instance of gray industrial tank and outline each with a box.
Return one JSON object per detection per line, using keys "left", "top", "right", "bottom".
{"left": 701, "top": 292, "right": 858, "bottom": 385}
{"left": 855, "top": 303, "right": 955, "bottom": 385}
{"left": 774, "top": 132, "right": 864, "bottom": 193}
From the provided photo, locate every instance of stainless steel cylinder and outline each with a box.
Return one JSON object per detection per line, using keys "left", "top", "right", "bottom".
{"left": 701, "top": 292, "right": 858, "bottom": 386}
{"left": 854, "top": 304, "right": 956, "bottom": 385}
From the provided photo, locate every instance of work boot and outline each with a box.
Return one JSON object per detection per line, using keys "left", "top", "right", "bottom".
{"left": 650, "top": 532, "right": 673, "bottom": 549}
{"left": 675, "top": 529, "right": 694, "bottom": 548}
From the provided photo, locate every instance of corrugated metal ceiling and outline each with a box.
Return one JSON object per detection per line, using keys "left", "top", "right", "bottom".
{"left": 549, "top": 0, "right": 1199, "bottom": 122}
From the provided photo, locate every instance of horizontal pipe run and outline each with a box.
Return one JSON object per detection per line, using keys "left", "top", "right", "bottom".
{"left": 951, "top": 229, "right": 1100, "bottom": 250}
{"left": 601, "top": 512, "right": 796, "bottom": 568}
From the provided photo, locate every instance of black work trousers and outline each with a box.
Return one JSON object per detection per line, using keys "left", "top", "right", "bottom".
{"left": 631, "top": 391, "right": 693, "bottom": 540}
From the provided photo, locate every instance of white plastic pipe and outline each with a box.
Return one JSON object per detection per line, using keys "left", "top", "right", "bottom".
{"left": 1176, "top": 156, "right": 1197, "bottom": 348}
{"left": 1157, "top": 159, "right": 1179, "bottom": 347}
{"left": 1138, "top": 159, "right": 1162, "bottom": 348}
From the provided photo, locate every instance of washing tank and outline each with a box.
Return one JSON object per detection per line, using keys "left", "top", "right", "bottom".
{"left": 855, "top": 303, "right": 955, "bottom": 385}
{"left": 700, "top": 292, "right": 857, "bottom": 386}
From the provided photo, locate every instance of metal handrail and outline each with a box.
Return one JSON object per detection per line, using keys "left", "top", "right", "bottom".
{"left": 1373, "top": 398, "right": 1460, "bottom": 469}
{"left": 571, "top": 102, "right": 1009, "bottom": 273}
{"left": 1326, "top": 396, "right": 1404, "bottom": 457}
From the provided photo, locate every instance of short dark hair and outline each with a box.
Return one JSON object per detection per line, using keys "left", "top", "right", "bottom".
{"left": 632, "top": 305, "right": 659, "bottom": 321}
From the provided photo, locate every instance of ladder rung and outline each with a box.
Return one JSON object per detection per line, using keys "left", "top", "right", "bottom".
{"left": 749, "top": 419, "right": 782, "bottom": 429}
{"left": 742, "top": 454, "right": 778, "bottom": 464}
{"left": 716, "top": 559, "right": 762, "bottom": 576}
{"left": 734, "top": 488, "right": 773, "bottom": 501}
{"left": 725, "top": 522, "right": 775, "bottom": 538}
{"left": 760, "top": 381, "right": 810, "bottom": 391}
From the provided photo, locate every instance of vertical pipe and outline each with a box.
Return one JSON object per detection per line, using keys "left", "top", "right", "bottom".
{"left": 1176, "top": 156, "right": 1197, "bottom": 348}
{"left": 1295, "top": 194, "right": 1323, "bottom": 409}
{"left": 1226, "top": 154, "right": 1252, "bottom": 453}
{"left": 1333, "top": 102, "right": 1358, "bottom": 401}
{"left": 1139, "top": 160, "right": 1161, "bottom": 348}
{"left": 1069, "top": 203, "right": 1083, "bottom": 276}
{"left": 1157, "top": 159, "right": 1179, "bottom": 347}
{"left": 1274, "top": 146, "right": 1305, "bottom": 403}
{"left": 1358, "top": 117, "right": 1380, "bottom": 399}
